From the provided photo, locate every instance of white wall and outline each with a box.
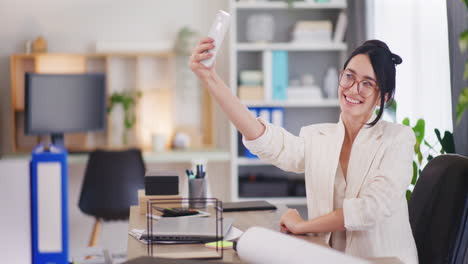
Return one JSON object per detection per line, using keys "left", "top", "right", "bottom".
{"left": 0, "top": 0, "right": 231, "bottom": 154}
{"left": 0, "top": 160, "right": 31, "bottom": 264}
{"left": 369, "top": 0, "right": 453, "bottom": 147}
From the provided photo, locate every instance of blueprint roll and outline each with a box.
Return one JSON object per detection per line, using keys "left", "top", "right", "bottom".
{"left": 236, "top": 227, "right": 370, "bottom": 264}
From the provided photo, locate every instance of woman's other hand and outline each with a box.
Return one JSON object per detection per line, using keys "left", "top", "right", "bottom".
{"left": 188, "top": 37, "right": 216, "bottom": 80}
{"left": 279, "top": 208, "right": 305, "bottom": 235}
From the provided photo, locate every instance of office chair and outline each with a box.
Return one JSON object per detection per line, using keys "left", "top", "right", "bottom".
{"left": 79, "top": 148, "right": 145, "bottom": 247}
{"left": 408, "top": 154, "right": 468, "bottom": 264}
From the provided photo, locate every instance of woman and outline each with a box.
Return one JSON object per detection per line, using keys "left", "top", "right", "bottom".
{"left": 189, "top": 39, "right": 418, "bottom": 263}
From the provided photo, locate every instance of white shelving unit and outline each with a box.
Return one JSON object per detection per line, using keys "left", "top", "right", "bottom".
{"left": 242, "top": 99, "right": 340, "bottom": 108}
{"left": 235, "top": 1, "right": 346, "bottom": 9}
{"left": 237, "top": 42, "right": 347, "bottom": 51}
{"left": 229, "top": 0, "right": 347, "bottom": 204}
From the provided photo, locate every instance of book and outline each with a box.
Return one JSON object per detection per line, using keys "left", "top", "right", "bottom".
{"left": 333, "top": 11, "right": 347, "bottom": 42}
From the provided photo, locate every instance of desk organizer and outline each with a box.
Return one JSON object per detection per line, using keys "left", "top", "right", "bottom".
{"left": 146, "top": 198, "right": 225, "bottom": 260}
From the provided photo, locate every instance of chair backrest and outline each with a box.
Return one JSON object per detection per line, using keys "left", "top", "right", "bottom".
{"left": 408, "top": 154, "right": 468, "bottom": 264}
{"left": 79, "top": 148, "right": 145, "bottom": 221}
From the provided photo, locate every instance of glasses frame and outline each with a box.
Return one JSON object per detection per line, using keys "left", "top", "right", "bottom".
{"left": 338, "top": 70, "right": 379, "bottom": 98}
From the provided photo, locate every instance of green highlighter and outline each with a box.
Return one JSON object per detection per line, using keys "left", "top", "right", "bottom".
{"left": 205, "top": 241, "right": 233, "bottom": 249}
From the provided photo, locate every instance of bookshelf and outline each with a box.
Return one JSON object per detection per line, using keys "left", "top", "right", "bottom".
{"left": 229, "top": 0, "right": 347, "bottom": 204}
{"left": 9, "top": 52, "right": 216, "bottom": 154}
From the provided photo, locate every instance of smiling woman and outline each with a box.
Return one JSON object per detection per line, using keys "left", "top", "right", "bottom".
{"left": 189, "top": 39, "right": 418, "bottom": 263}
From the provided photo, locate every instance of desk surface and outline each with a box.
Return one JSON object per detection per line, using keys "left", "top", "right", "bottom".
{"left": 127, "top": 206, "right": 402, "bottom": 264}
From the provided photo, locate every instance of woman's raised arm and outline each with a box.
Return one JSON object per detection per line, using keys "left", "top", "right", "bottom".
{"left": 189, "top": 37, "right": 265, "bottom": 141}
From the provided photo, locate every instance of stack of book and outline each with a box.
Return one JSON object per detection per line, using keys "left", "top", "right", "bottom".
{"left": 238, "top": 70, "right": 264, "bottom": 100}
{"left": 287, "top": 86, "right": 323, "bottom": 101}
{"left": 292, "top": 20, "right": 333, "bottom": 43}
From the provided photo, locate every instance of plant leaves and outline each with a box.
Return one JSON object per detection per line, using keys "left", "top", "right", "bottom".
{"left": 456, "top": 87, "right": 468, "bottom": 124}
{"left": 439, "top": 130, "right": 456, "bottom": 154}
{"left": 460, "top": 29, "right": 468, "bottom": 53}
{"left": 423, "top": 139, "right": 433, "bottom": 149}
{"left": 402, "top": 117, "right": 410, "bottom": 126}
{"left": 411, "top": 161, "right": 418, "bottom": 185}
{"left": 406, "top": 190, "right": 412, "bottom": 201}
{"left": 464, "top": 59, "right": 468, "bottom": 80}
{"left": 413, "top": 119, "right": 425, "bottom": 145}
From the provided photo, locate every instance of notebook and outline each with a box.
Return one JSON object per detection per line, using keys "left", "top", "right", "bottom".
{"left": 143, "top": 217, "right": 234, "bottom": 243}
{"left": 222, "top": 201, "right": 277, "bottom": 212}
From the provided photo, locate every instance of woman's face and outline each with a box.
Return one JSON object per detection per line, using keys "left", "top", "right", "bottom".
{"left": 338, "top": 54, "right": 381, "bottom": 121}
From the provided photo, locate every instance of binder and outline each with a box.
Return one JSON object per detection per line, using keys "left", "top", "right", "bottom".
{"left": 272, "top": 51, "right": 288, "bottom": 100}
{"left": 30, "top": 144, "right": 68, "bottom": 264}
{"left": 271, "top": 108, "right": 284, "bottom": 127}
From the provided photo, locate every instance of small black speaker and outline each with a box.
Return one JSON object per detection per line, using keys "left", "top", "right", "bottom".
{"left": 144, "top": 171, "right": 179, "bottom": 195}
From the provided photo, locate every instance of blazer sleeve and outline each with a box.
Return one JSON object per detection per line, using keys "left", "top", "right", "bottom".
{"left": 342, "top": 126, "right": 416, "bottom": 231}
{"left": 242, "top": 117, "right": 305, "bottom": 173}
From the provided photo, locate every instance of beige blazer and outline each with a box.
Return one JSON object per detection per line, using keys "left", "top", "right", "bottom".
{"left": 243, "top": 116, "right": 419, "bottom": 264}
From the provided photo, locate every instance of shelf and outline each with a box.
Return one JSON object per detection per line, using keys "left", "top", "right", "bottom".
{"left": 237, "top": 196, "right": 307, "bottom": 205}
{"left": 12, "top": 52, "right": 174, "bottom": 59}
{"left": 242, "top": 99, "right": 339, "bottom": 108}
{"left": 235, "top": 1, "right": 346, "bottom": 9}
{"left": 237, "top": 42, "right": 347, "bottom": 51}
{"left": 3, "top": 149, "right": 231, "bottom": 164}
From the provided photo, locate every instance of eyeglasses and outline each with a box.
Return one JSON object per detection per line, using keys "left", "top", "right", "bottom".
{"left": 339, "top": 70, "right": 378, "bottom": 98}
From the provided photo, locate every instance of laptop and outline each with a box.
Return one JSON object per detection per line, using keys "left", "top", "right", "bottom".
{"left": 142, "top": 217, "right": 234, "bottom": 243}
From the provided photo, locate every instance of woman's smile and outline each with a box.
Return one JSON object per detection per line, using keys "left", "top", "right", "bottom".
{"left": 343, "top": 94, "right": 363, "bottom": 105}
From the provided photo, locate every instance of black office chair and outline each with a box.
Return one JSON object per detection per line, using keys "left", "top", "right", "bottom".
{"left": 79, "top": 148, "right": 145, "bottom": 247}
{"left": 408, "top": 154, "right": 468, "bottom": 264}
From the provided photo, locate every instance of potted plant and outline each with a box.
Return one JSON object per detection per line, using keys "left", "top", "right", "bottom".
{"left": 107, "top": 91, "right": 142, "bottom": 145}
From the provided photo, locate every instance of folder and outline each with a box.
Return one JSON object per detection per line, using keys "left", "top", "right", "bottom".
{"left": 222, "top": 201, "right": 277, "bottom": 212}
{"left": 30, "top": 144, "right": 68, "bottom": 264}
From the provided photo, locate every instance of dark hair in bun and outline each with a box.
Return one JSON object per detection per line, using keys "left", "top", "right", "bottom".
{"left": 343, "top": 39, "right": 402, "bottom": 127}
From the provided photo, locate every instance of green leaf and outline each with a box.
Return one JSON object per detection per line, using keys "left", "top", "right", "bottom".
{"left": 456, "top": 88, "right": 468, "bottom": 124}
{"left": 464, "top": 59, "right": 468, "bottom": 80}
{"left": 423, "top": 139, "right": 433, "bottom": 149}
{"left": 463, "top": 0, "right": 468, "bottom": 9}
{"left": 428, "top": 154, "right": 434, "bottom": 161}
{"left": 436, "top": 130, "right": 456, "bottom": 154}
{"left": 411, "top": 161, "right": 418, "bottom": 185}
{"left": 413, "top": 119, "right": 425, "bottom": 144}
{"left": 406, "top": 190, "right": 412, "bottom": 201}
{"left": 402, "top": 117, "right": 410, "bottom": 126}
{"left": 460, "top": 29, "right": 468, "bottom": 53}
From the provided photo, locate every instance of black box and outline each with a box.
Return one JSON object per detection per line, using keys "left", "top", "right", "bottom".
{"left": 145, "top": 171, "right": 179, "bottom": 195}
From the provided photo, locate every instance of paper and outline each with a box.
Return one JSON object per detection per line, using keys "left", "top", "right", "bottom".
{"left": 237, "top": 227, "right": 371, "bottom": 264}
{"left": 224, "top": 227, "right": 243, "bottom": 241}
{"left": 128, "top": 225, "right": 242, "bottom": 245}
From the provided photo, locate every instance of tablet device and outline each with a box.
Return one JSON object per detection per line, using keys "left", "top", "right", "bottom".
{"left": 222, "top": 201, "right": 277, "bottom": 212}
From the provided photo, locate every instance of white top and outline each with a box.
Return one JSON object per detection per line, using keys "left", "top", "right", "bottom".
{"left": 331, "top": 164, "right": 347, "bottom": 252}
{"left": 243, "top": 116, "right": 419, "bottom": 264}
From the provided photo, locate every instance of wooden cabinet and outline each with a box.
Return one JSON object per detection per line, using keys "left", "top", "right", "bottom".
{"left": 9, "top": 52, "right": 214, "bottom": 153}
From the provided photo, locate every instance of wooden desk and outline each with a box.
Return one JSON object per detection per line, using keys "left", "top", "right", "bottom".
{"left": 127, "top": 206, "right": 402, "bottom": 264}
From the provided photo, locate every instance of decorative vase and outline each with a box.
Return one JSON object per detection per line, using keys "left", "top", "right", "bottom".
{"left": 33, "top": 36, "right": 47, "bottom": 53}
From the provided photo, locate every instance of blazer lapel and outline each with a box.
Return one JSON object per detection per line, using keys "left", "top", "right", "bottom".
{"left": 345, "top": 120, "right": 384, "bottom": 199}
{"left": 314, "top": 118, "right": 345, "bottom": 243}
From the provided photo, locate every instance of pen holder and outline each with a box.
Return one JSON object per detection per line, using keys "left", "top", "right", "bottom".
{"left": 188, "top": 178, "right": 207, "bottom": 208}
